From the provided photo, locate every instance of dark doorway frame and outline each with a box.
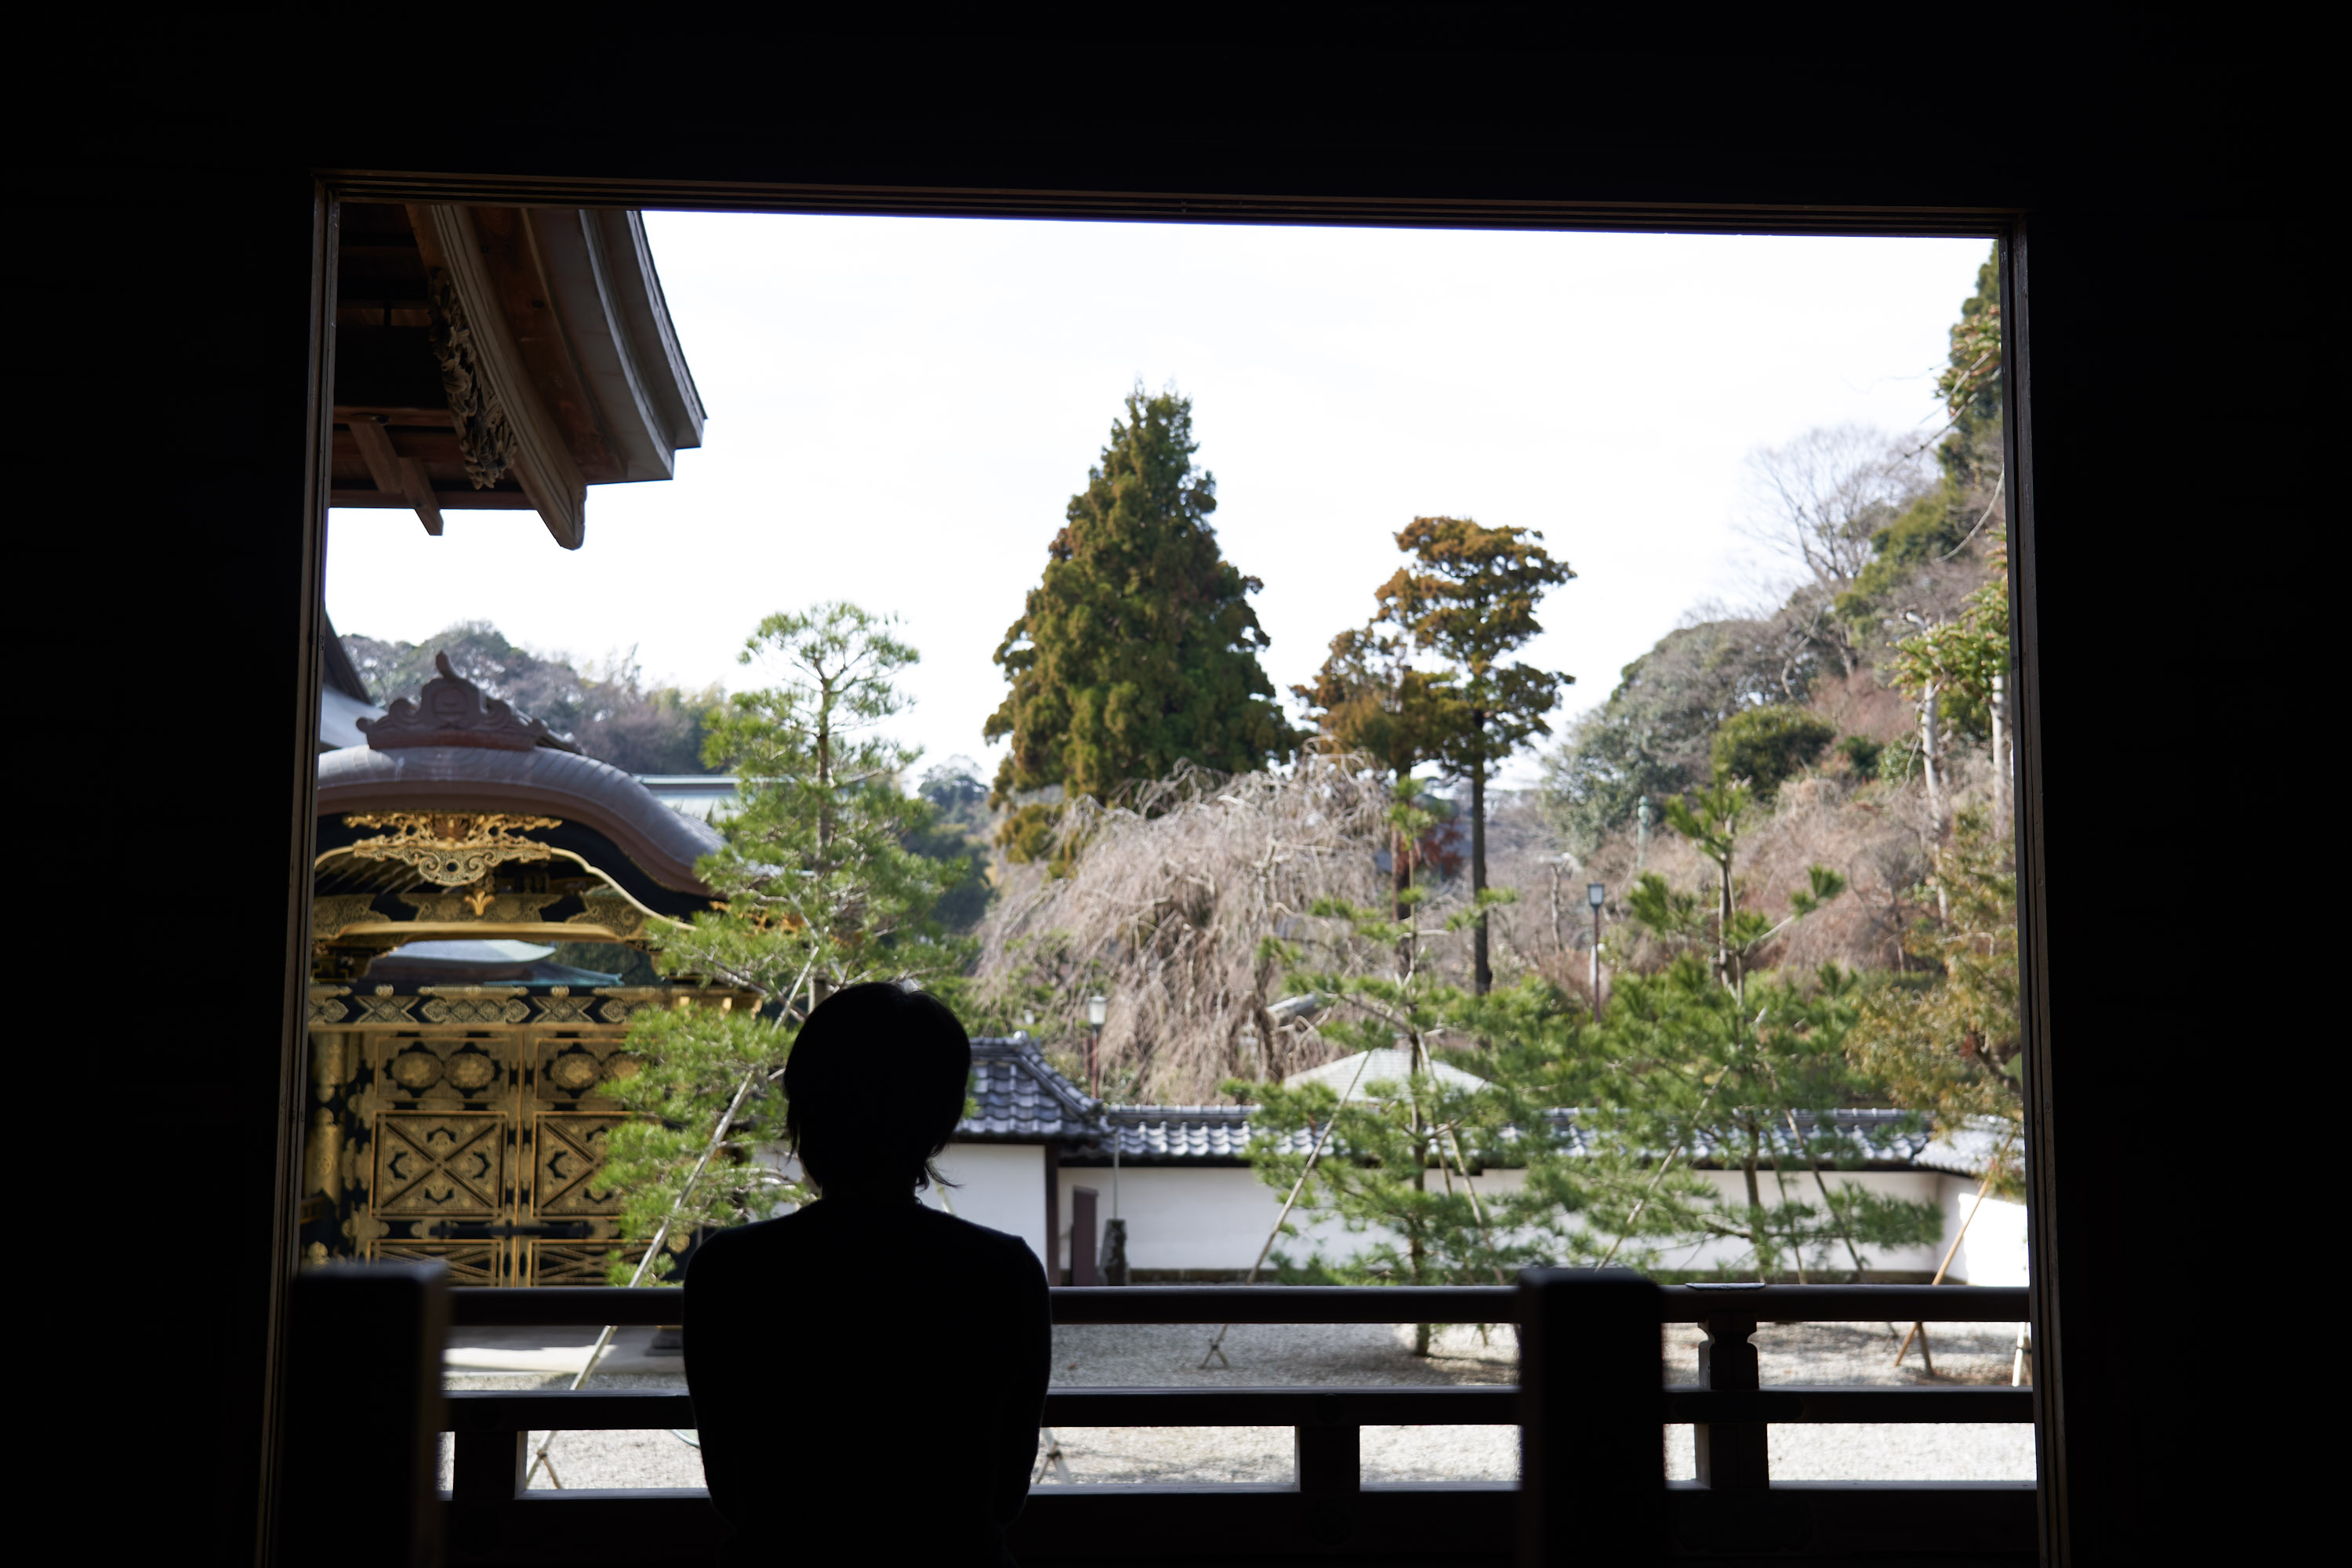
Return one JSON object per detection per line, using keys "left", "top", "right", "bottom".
{"left": 272, "top": 179, "right": 2055, "bottom": 1550}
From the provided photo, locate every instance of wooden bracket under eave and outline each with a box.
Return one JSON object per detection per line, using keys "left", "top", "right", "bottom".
{"left": 397, "top": 457, "right": 444, "bottom": 535}
{"left": 346, "top": 415, "right": 441, "bottom": 535}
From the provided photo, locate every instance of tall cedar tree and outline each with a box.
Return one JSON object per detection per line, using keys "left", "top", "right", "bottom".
{"left": 1293, "top": 627, "right": 1463, "bottom": 933}
{"left": 987, "top": 390, "right": 1301, "bottom": 860}
{"left": 1377, "top": 518, "right": 1574, "bottom": 993}
{"left": 597, "top": 603, "right": 970, "bottom": 1279}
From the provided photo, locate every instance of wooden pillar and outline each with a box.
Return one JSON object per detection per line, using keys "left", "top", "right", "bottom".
{"left": 280, "top": 1261, "right": 448, "bottom": 1565}
{"left": 1693, "top": 1314, "right": 1769, "bottom": 1490}
{"left": 1070, "top": 1187, "right": 1099, "bottom": 1287}
{"left": 1518, "top": 1267, "right": 1661, "bottom": 1566}
{"left": 1043, "top": 1143, "right": 1061, "bottom": 1283}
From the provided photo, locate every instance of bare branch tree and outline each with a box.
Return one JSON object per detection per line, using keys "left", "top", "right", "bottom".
{"left": 1737, "top": 424, "right": 1931, "bottom": 591}
{"left": 973, "top": 759, "right": 1406, "bottom": 1102}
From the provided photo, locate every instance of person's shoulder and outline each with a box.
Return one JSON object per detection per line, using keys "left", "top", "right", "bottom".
{"left": 686, "top": 1208, "right": 810, "bottom": 1276}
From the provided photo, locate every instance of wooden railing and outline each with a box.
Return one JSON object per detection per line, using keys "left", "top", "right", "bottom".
{"left": 430, "top": 1279, "right": 2035, "bottom": 1564}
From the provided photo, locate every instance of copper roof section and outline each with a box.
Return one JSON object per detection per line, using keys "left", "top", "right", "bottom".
{"left": 318, "top": 743, "right": 722, "bottom": 896}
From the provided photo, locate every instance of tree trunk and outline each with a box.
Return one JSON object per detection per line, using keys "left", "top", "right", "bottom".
{"left": 1470, "top": 746, "right": 1490, "bottom": 995}
{"left": 1410, "top": 1155, "right": 1431, "bottom": 1355}
{"left": 1393, "top": 773, "right": 1414, "bottom": 977}
{"left": 1715, "top": 834, "right": 1735, "bottom": 996}
{"left": 1989, "top": 671, "right": 2009, "bottom": 827}
{"left": 1918, "top": 681, "right": 1944, "bottom": 829}
{"left": 1742, "top": 1149, "right": 1765, "bottom": 1274}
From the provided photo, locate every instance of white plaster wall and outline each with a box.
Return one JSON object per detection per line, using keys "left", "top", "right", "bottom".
{"left": 748, "top": 1142, "right": 1049, "bottom": 1269}
{"left": 760, "top": 1144, "right": 2019, "bottom": 1287}
{"left": 1052, "top": 1164, "right": 1961, "bottom": 1279}
{"left": 1056, "top": 1163, "right": 1531, "bottom": 1275}
{"left": 927, "top": 1142, "right": 1047, "bottom": 1266}
{"left": 1602, "top": 1169, "right": 1952, "bottom": 1276}
{"left": 1942, "top": 1186, "right": 2028, "bottom": 1286}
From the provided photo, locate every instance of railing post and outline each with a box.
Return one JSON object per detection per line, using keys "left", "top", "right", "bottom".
{"left": 1693, "top": 1313, "right": 1769, "bottom": 1490}
{"left": 1295, "top": 1392, "right": 1360, "bottom": 1547}
{"left": 1519, "top": 1267, "right": 1662, "bottom": 1567}
{"left": 1295, "top": 1395, "right": 1360, "bottom": 1494}
{"left": 279, "top": 1261, "right": 448, "bottom": 1567}
{"left": 450, "top": 1410, "right": 525, "bottom": 1504}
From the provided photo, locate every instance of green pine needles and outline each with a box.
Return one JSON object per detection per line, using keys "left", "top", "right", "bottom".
{"left": 597, "top": 602, "right": 974, "bottom": 1282}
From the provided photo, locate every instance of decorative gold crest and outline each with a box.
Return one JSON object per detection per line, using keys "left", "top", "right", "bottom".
{"left": 343, "top": 811, "right": 563, "bottom": 887}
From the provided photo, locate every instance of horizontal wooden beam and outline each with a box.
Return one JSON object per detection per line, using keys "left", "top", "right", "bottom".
{"left": 332, "top": 404, "right": 452, "bottom": 426}
{"left": 328, "top": 174, "right": 2019, "bottom": 239}
{"left": 446, "top": 1382, "right": 2030, "bottom": 1435}
{"left": 329, "top": 488, "right": 537, "bottom": 511}
{"left": 431, "top": 1483, "right": 2034, "bottom": 1564}
{"left": 446, "top": 1283, "right": 2034, "bottom": 1329}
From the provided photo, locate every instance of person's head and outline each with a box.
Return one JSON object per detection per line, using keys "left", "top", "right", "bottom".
{"left": 783, "top": 982, "right": 971, "bottom": 1196}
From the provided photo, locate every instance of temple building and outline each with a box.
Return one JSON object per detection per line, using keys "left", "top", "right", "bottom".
{"left": 301, "top": 659, "right": 749, "bottom": 1285}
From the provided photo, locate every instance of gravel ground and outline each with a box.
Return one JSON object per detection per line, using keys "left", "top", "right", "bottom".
{"left": 447, "top": 1316, "right": 2033, "bottom": 1491}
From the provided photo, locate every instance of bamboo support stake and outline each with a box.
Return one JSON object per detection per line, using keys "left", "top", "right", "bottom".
{"left": 1783, "top": 1106, "right": 1871, "bottom": 1284}
{"left": 1200, "top": 1048, "right": 1375, "bottom": 1370}
{"left": 527, "top": 958, "right": 815, "bottom": 1487}
{"left": 1594, "top": 1067, "right": 1730, "bottom": 1270}
{"left": 1417, "top": 1035, "right": 1507, "bottom": 1286}
{"left": 1894, "top": 1128, "right": 2018, "bottom": 1370}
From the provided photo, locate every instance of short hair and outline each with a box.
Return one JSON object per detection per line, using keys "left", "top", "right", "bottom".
{"left": 783, "top": 983, "right": 971, "bottom": 1192}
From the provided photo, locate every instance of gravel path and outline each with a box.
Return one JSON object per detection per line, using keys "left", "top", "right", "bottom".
{"left": 446, "top": 1316, "right": 2033, "bottom": 1491}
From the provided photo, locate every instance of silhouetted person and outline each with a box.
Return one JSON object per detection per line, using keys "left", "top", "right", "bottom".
{"left": 686, "top": 983, "right": 1051, "bottom": 1565}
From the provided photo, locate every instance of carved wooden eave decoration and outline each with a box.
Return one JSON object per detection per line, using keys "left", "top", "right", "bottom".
{"left": 330, "top": 203, "right": 706, "bottom": 550}
{"left": 357, "top": 652, "right": 574, "bottom": 753}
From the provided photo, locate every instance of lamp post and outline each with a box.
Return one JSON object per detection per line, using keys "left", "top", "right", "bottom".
{"left": 1086, "top": 993, "right": 1108, "bottom": 1098}
{"left": 1587, "top": 882, "right": 1606, "bottom": 1018}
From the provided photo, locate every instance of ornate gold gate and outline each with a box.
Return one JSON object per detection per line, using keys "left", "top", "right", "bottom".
{"left": 303, "top": 983, "right": 693, "bottom": 1284}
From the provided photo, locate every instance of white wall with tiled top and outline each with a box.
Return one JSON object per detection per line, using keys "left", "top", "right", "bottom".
{"left": 1047, "top": 1161, "right": 2011, "bottom": 1281}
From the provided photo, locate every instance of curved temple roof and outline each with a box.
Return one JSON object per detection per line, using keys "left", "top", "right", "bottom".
{"left": 318, "top": 742, "right": 723, "bottom": 896}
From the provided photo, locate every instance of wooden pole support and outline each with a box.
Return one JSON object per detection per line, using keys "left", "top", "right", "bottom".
{"left": 1518, "top": 1267, "right": 1661, "bottom": 1567}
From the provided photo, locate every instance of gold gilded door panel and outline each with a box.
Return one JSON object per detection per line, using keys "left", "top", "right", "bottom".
{"left": 373, "top": 1111, "right": 509, "bottom": 1217}
{"left": 528, "top": 1240, "right": 651, "bottom": 1287}
{"left": 337, "top": 1025, "right": 650, "bottom": 1286}
{"left": 362, "top": 1032, "right": 524, "bottom": 1283}
{"left": 375, "top": 1240, "right": 506, "bottom": 1288}
{"left": 533, "top": 1113, "right": 626, "bottom": 1218}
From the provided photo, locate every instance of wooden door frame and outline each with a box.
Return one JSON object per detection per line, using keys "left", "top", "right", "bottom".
{"left": 280, "top": 179, "right": 2053, "bottom": 1554}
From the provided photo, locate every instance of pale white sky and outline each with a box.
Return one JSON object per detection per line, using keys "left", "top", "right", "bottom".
{"left": 327, "top": 216, "right": 1986, "bottom": 788}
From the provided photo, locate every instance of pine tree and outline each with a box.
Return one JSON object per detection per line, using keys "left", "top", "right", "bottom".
{"left": 1514, "top": 956, "right": 1941, "bottom": 1281}
{"left": 597, "top": 603, "right": 970, "bottom": 1280}
{"left": 1232, "top": 887, "right": 1564, "bottom": 1353}
{"left": 985, "top": 388, "right": 1301, "bottom": 860}
{"left": 1376, "top": 517, "right": 1575, "bottom": 993}
{"left": 1294, "top": 626, "right": 1464, "bottom": 930}
{"left": 1544, "top": 785, "right": 1940, "bottom": 1279}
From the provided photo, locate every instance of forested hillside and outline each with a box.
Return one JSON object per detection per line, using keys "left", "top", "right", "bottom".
{"left": 1529, "top": 247, "right": 2009, "bottom": 985}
